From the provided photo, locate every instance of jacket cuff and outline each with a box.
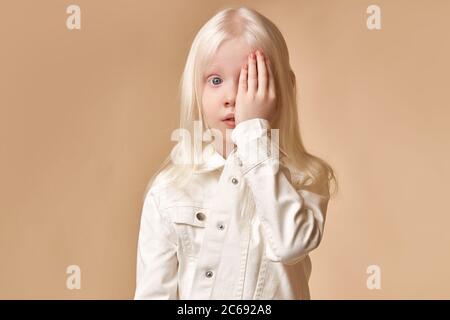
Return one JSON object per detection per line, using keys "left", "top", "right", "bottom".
{"left": 231, "top": 118, "right": 271, "bottom": 142}
{"left": 231, "top": 118, "right": 277, "bottom": 173}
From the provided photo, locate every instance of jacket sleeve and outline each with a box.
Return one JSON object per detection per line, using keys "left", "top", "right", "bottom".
{"left": 231, "top": 118, "right": 330, "bottom": 265}
{"left": 134, "top": 190, "right": 179, "bottom": 299}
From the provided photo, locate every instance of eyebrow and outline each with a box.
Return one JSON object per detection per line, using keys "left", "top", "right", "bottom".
{"left": 204, "top": 64, "right": 223, "bottom": 76}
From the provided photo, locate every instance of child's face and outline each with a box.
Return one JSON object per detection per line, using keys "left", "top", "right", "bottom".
{"left": 201, "top": 38, "right": 252, "bottom": 148}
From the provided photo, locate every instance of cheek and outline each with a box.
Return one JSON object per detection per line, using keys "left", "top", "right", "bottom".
{"left": 201, "top": 89, "right": 219, "bottom": 120}
{"left": 202, "top": 88, "right": 216, "bottom": 107}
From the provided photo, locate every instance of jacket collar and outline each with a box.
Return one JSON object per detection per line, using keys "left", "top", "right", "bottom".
{"left": 193, "top": 144, "right": 236, "bottom": 174}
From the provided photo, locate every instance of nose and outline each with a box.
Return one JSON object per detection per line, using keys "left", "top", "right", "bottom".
{"left": 224, "top": 81, "right": 238, "bottom": 107}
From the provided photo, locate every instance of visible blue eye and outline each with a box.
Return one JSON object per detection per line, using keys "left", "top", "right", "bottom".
{"left": 208, "top": 76, "right": 222, "bottom": 86}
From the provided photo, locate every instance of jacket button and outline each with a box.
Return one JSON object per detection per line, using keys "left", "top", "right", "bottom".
{"left": 217, "top": 223, "right": 225, "bottom": 230}
{"left": 205, "top": 270, "right": 214, "bottom": 278}
{"left": 195, "top": 212, "right": 206, "bottom": 221}
{"left": 231, "top": 177, "right": 239, "bottom": 185}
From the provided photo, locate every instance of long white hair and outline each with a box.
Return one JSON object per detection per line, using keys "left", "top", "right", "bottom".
{"left": 143, "top": 5, "right": 337, "bottom": 202}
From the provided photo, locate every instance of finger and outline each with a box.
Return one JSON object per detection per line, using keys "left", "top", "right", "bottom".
{"left": 266, "top": 56, "right": 275, "bottom": 97}
{"left": 238, "top": 62, "right": 248, "bottom": 93}
{"left": 247, "top": 51, "right": 257, "bottom": 95}
{"left": 256, "top": 50, "right": 267, "bottom": 95}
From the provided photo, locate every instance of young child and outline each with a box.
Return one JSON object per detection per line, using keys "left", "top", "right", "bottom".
{"left": 134, "top": 6, "right": 336, "bottom": 300}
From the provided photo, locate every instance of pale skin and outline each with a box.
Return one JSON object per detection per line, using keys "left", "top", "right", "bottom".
{"left": 201, "top": 37, "right": 277, "bottom": 159}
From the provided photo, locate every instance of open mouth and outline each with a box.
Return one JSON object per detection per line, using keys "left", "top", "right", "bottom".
{"left": 222, "top": 116, "right": 235, "bottom": 127}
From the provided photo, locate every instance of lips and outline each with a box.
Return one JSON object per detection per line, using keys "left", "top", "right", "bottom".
{"left": 222, "top": 114, "right": 235, "bottom": 121}
{"left": 222, "top": 114, "right": 235, "bottom": 128}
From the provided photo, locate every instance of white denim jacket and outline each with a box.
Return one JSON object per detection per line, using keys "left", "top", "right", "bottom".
{"left": 134, "top": 118, "right": 330, "bottom": 300}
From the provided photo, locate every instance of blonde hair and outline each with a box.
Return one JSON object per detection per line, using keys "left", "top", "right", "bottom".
{"left": 143, "top": 5, "right": 338, "bottom": 202}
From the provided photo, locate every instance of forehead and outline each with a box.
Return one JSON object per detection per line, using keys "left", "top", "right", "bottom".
{"left": 205, "top": 38, "right": 253, "bottom": 73}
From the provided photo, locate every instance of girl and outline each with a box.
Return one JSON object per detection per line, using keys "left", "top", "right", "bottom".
{"left": 134, "top": 6, "right": 337, "bottom": 300}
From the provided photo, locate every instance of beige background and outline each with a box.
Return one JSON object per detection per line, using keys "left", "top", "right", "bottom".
{"left": 1, "top": 0, "right": 449, "bottom": 299}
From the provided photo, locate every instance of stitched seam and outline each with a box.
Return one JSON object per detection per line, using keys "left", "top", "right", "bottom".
{"left": 254, "top": 256, "right": 268, "bottom": 299}
{"left": 242, "top": 155, "right": 278, "bottom": 176}
{"left": 147, "top": 193, "right": 178, "bottom": 248}
{"left": 235, "top": 220, "right": 251, "bottom": 299}
{"left": 262, "top": 216, "right": 283, "bottom": 260}
{"left": 179, "top": 228, "right": 195, "bottom": 258}
{"left": 160, "top": 204, "right": 211, "bottom": 210}
{"left": 252, "top": 197, "right": 283, "bottom": 261}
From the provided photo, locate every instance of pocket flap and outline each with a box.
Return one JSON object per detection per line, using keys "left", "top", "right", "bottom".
{"left": 168, "top": 206, "right": 208, "bottom": 227}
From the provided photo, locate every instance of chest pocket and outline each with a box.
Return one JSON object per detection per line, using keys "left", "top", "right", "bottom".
{"left": 166, "top": 205, "right": 208, "bottom": 259}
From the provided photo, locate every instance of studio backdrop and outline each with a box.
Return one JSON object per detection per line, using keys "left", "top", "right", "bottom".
{"left": 1, "top": 0, "right": 449, "bottom": 299}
